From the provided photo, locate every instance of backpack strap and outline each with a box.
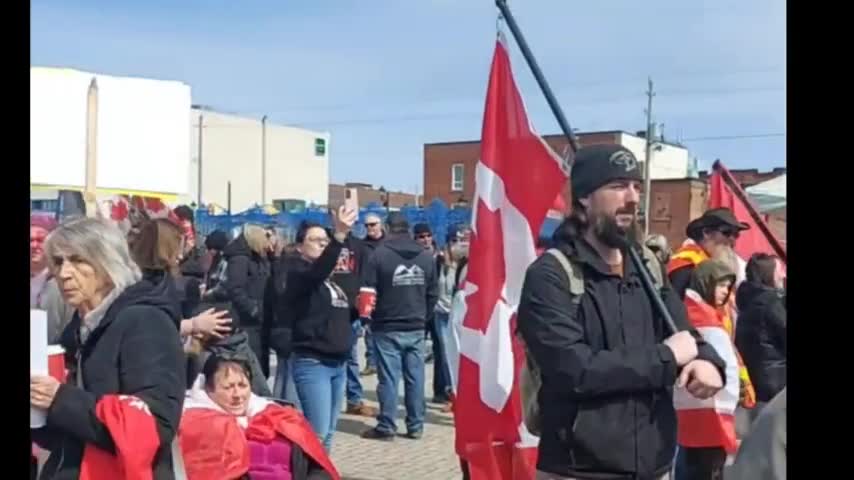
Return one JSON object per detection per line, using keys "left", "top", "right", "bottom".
{"left": 545, "top": 248, "right": 585, "bottom": 300}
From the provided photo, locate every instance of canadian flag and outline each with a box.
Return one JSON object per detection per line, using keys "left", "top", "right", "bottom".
{"left": 454, "top": 37, "right": 569, "bottom": 479}
{"left": 79, "top": 395, "right": 161, "bottom": 480}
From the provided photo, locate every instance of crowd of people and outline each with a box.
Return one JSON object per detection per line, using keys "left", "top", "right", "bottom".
{"left": 29, "top": 144, "right": 786, "bottom": 480}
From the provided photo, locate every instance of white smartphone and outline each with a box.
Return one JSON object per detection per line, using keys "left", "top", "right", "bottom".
{"left": 344, "top": 188, "right": 359, "bottom": 213}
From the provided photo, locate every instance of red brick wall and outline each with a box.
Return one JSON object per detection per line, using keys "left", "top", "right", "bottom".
{"left": 647, "top": 178, "right": 708, "bottom": 248}
{"left": 764, "top": 207, "right": 787, "bottom": 246}
{"left": 423, "top": 132, "right": 620, "bottom": 206}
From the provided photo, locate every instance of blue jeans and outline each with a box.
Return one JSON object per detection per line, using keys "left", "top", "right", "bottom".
{"left": 292, "top": 356, "right": 346, "bottom": 452}
{"left": 364, "top": 326, "right": 377, "bottom": 369}
{"left": 672, "top": 446, "right": 684, "bottom": 480}
{"left": 373, "top": 330, "right": 426, "bottom": 435}
{"left": 346, "top": 320, "right": 364, "bottom": 406}
{"left": 272, "top": 354, "right": 300, "bottom": 410}
{"left": 430, "top": 312, "right": 452, "bottom": 400}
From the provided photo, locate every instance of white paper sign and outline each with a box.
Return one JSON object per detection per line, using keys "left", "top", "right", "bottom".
{"left": 31, "top": 309, "right": 48, "bottom": 428}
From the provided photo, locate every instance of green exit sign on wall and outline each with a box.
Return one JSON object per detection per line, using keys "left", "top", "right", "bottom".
{"left": 315, "top": 138, "right": 326, "bottom": 156}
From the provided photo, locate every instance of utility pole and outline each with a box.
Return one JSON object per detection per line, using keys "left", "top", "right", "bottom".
{"left": 261, "top": 115, "right": 268, "bottom": 205}
{"left": 197, "top": 114, "right": 204, "bottom": 206}
{"left": 643, "top": 77, "right": 655, "bottom": 236}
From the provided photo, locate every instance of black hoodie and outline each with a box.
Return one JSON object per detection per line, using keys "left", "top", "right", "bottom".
{"left": 735, "top": 281, "right": 787, "bottom": 402}
{"left": 361, "top": 235, "right": 438, "bottom": 332}
{"left": 280, "top": 238, "right": 355, "bottom": 362}
{"left": 222, "top": 234, "right": 271, "bottom": 328}
{"left": 35, "top": 276, "right": 186, "bottom": 480}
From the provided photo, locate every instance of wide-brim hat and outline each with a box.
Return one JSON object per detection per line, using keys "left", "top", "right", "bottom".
{"left": 686, "top": 207, "right": 750, "bottom": 236}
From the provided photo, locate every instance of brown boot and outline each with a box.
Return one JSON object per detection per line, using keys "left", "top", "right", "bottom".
{"left": 345, "top": 402, "right": 378, "bottom": 417}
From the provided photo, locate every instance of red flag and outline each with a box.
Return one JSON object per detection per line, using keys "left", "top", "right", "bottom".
{"left": 79, "top": 395, "right": 162, "bottom": 480}
{"left": 708, "top": 161, "right": 786, "bottom": 265}
{"left": 454, "top": 37, "right": 569, "bottom": 480}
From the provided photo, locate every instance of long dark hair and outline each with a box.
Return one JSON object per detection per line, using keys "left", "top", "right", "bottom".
{"left": 552, "top": 199, "right": 587, "bottom": 245}
{"left": 745, "top": 253, "right": 779, "bottom": 288}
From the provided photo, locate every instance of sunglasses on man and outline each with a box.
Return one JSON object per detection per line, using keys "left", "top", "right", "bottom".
{"left": 718, "top": 227, "right": 740, "bottom": 239}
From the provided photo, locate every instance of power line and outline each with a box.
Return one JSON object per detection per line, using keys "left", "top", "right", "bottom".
{"left": 681, "top": 133, "right": 785, "bottom": 142}
{"left": 201, "top": 85, "right": 783, "bottom": 128}
{"left": 223, "top": 65, "right": 785, "bottom": 115}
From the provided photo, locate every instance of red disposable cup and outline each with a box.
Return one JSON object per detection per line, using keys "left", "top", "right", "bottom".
{"left": 357, "top": 288, "right": 376, "bottom": 318}
{"left": 47, "top": 345, "right": 66, "bottom": 383}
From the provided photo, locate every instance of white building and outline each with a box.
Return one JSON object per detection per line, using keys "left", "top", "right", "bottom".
{"left": 618, "top": 131, "right": 690, "bottom": 180}
{"left": 187, "top": 107, "right": 330, "bottom": 212}
{"left": 31, "top": 66, "right": 191, "bottom": 201}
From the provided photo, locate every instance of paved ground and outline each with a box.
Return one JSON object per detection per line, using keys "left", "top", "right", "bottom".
{"left": 268, "top": 339, "right": 460, "bottom": 480}
{"left": 329, "top": 340, "right": 460, "bottom": 480}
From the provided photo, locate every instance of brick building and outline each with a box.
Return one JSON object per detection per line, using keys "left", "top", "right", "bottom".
{"left": 328, "top": 183, "right": 417, "bottom": 210}
{"left": 424, "top": 130, "right": 690, "bottom": 206}
{"left": 647, "top": 178, "right": 710, "bottom": 249}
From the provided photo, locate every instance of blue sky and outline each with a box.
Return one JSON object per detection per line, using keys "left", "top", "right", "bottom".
{"left": 31, "top": 0, "right": 785, "bottom": 193}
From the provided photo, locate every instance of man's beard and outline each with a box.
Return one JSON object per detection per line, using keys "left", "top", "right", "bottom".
{"left": 591, "top": 209, "right": 639, "bottom": 249}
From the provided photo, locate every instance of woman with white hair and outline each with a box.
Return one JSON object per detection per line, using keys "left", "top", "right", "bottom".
{"left": 30, "top": 217, "right": 185, "bottom": 479}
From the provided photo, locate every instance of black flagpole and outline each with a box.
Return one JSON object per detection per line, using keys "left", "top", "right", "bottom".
{"left": 495, "top": 0, "right": 578, "bottom": 154}
{"left": 495, "top": 0, "right": 679, "bottom": 335}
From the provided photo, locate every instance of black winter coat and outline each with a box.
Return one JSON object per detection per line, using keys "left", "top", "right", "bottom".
{"left": 264, "top": 253, "right": 292, "bottom": 357}
{"left": 223, "top": 235, "right": 271, "bottom": 328}
{"left": 517, "top": 238, "right": 726, "bottom": 480}
{"left": 735, "top": 281, "right": 787, "bottom": 402}
{"left": 180, "top": 246, "right": 207, "bottom": 281}
{"left": 34, "top": 277, "right": 186, "bottom": 480}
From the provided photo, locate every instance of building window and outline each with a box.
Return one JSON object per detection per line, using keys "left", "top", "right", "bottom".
{"left": 451, "top": 163, "right": 464, "bottom": 192}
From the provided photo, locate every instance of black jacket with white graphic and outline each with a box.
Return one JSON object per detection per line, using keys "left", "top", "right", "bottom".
{"left": 361, "top": 236, "right": 438, "bottom": 333}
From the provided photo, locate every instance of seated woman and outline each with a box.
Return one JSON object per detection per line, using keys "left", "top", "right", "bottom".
{"left": 179, "top": 355, "right": 339, "bottom": 480}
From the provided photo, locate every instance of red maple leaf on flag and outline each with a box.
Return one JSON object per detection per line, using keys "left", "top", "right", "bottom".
{"left": 464, "top": 199, "right": 506, "bottom": 335}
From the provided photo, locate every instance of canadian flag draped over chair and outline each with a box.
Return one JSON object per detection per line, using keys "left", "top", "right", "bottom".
{"left": 453, "top": 36, "right": 569, "bottom": 480}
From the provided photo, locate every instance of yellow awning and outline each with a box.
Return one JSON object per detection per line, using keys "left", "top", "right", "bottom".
{"left": 30, "top": 184, "right": 180, "bottom": 202}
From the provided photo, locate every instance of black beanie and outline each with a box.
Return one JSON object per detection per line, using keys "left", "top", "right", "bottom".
{"left": 413, "top": 223, "right": 432, "bottom": 236}
{"left": 205, "top": 230, "right": 229, "bottom": 251}
{"left": 570, "top": 144, "right": 643, "bottom": 200}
